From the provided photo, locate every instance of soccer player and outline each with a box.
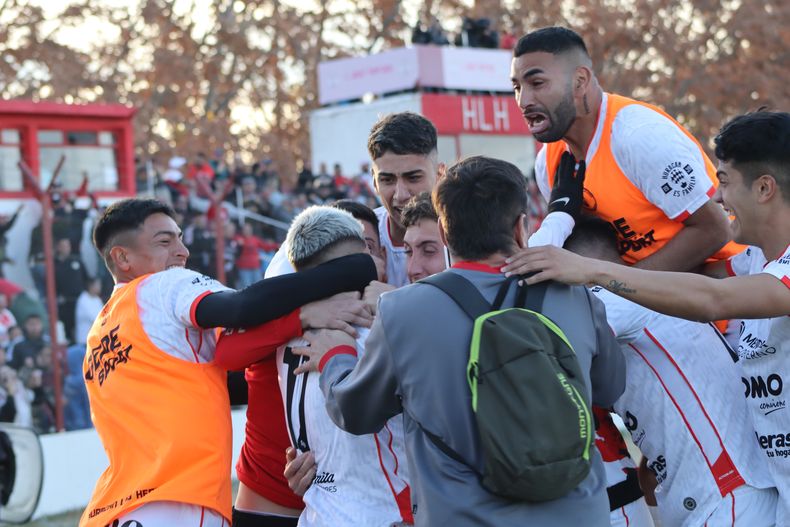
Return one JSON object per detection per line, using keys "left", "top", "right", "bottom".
{"left": 401, "top": 192, "right": 447, "bottom": 284}
{"left": 565, "top": 217, "right": 777, "bottom": 526}
{"left": 279, "top": 206, "right": 411, "bottom": 526}
{"left": 333, "top": 199, "right": 387, "bottom": 282}
{"left": 219, "top": 201, "right": 385, "bottom": 527}
{"left": 80, "top": 199, "right": 375, "bottom": 527}
{"left": 266, "top": 112, "right": 441, "bottom": 286}
{"left": 502, "top": 111, "right": 790, "bottom": 520}
{"left": 295, "top": 156, "right": 625, "bottom": 526}
{"left": 512, "top": 26, "right": 740, "bottom": 270}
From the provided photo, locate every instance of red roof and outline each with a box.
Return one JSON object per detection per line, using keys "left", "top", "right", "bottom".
{"left": 0, "top": 100, "right": 136, "bottom": 119}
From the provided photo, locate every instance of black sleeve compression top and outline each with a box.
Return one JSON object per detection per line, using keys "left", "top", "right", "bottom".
{"left": 194, "top": 252, "right": 377, "bottom": 329}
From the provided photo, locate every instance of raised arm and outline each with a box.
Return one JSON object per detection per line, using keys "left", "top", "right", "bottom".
{"left": 632, "top": 201, "right": 730, "bottom": 271}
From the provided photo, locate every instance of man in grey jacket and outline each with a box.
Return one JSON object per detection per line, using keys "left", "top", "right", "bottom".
{"left": 295, "top": 156, "right": 626, "bottom": 526}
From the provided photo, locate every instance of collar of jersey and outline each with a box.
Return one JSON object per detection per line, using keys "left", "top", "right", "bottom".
{"left": 451, "top": 261, "right": 504, "bottom": 274}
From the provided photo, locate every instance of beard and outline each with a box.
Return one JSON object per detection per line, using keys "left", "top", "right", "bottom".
{"left": 533, "top": 88, "right": 577, "bottom": 143}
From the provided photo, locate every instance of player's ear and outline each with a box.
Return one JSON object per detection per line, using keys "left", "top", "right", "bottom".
{"left": 109, "top": 246, "right": 131, "bottom": 272}
{"left": 513, "top": 213, "right": 528, "bottom": 249}
{"left": 573, "top": 66, "right": 592, "bottom": 96}
{"left": 436, "top": 162, "right": 447, "bottom": 181}
{"left": 755, "top": 174, "right": 778, "bottom": 203}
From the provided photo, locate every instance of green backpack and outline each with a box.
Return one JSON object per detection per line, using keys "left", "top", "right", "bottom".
{"left": 420, "top": 272, "right": 593, "bottom": 502}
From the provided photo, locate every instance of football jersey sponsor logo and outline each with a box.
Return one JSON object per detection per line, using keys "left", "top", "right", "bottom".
{"left": 738, "top": 323, "right": 777, "bottom": 360}
{"left": 624, "top": 411, "right": 638, "bottom": 432}
{"left": 313, "top": 471, "right": 337, "bottom": 493}
{"left": 661, "top": 161, "right": 697, "bottom": 197}
{"left": 623, "top": 410, "right": 646, "bottom": 447}
{"left": 743, "top": 374, "right": 786, "bottom": 415}
{"left": 85, "top": 324, "right": 133, "bottom": 386}
{"left": 190, "top": 274, "right": 218, "bottom": 286}
{"left": 648, "top": 454, "right": 668, "bottom": 484}
{"left": 612, "top": 217, "right": 656, "bottom": 254}
{"left": 755, "top": 432, "right": 790, "bottom": 459}
{"left": 742, "top": 374, "right": 783, "bottom": 398}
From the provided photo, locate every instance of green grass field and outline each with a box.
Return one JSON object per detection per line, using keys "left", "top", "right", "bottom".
{"left": 20, "top": 509, "right": 80, "bottom": 526}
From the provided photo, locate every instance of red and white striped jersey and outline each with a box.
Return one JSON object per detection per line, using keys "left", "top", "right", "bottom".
{"left": 726, "top": 244, "right": 790, "bottom": 521}
{"left": 592, "top": 287, "right": 774, "bottom": 526}
{"left": 276, "top": 328, "right": 412, "bottom": 527}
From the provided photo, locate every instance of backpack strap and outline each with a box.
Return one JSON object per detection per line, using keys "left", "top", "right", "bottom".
{"left": 404, "top": 408, "right": 483, "bottom": 478}
{"left": 416, "top": 271, "right": 496, "bottom": 475}
{"left": 522, "top": 281, "right": 548, "bottom": 312}
{"left": 491, "top": 275, "right": 519, "bottom": 311}
{"left": 419, "top": 271, "right": 492, "bottom": 319}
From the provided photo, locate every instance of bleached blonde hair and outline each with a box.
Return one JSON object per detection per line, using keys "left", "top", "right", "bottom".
{"left": 286, "top": 205, "right": 365, "bottom": 269}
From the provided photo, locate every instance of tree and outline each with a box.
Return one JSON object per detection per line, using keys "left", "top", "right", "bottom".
{"left": 1, "top": 0, "right": 787, "bottom": 179}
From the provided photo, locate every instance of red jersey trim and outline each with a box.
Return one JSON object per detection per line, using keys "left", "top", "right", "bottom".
{"left": 781, "top": 276, "right": 790, "bottom": 290}
{"left": 190, "top": 290, "right": 213, "bottom": 328}
{"left": 374, "top": 434, "right": 414, "bottom": 523}
{"left": 318, "top": 345, "right": 357, "bottom": 372}
{"left": 184, "top": 328, "right": 204, "bottom": 363}
{"left": 631, "top": 334, "right": 745, "bottom": 496}
{"left": 451, "top": 261, "right": 504, "bottom": 274}
{"left": 725, "top": 259, "right": 736, "bottom": 277}
{"left": 675, "top": 185, "right": 716, "bottom": 224}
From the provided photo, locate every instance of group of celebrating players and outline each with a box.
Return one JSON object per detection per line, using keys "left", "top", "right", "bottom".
{"left": 78, "top": 26, "right": 790, "bottom": 527}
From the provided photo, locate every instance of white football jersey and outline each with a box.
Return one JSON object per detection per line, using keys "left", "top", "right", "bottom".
{"left": 534, "top": 94, "right": 714, "bottom": 222}
{"left": 593, "top": 287, "right": 774, "bottom": 526}
{"left": 374, "top": 206, "right": 408, "bottom": 288}
{"left": 726, "top": 244, "right": 790, "bottom": 520}
{"left": 276, "top": 328, "right": 411, "bottom": 527}
{"left": 127, "top": 267, "right": 230, "bottom": 363}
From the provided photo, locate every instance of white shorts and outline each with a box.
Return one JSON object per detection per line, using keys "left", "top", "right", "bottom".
{"left": 704, "top": 485, "right": 778, "bottom": 527}
{"left": 110, "top": 501, "right": 228, "bottom": 527}
{"left": 610, "top": 497, "right": 655, "bottom": 527}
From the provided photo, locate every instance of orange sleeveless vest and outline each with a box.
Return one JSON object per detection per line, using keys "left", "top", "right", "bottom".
{"left": 80, "top": 274, "right": 232, "bottom": 526}
{"left": 543, "top": 93, "right": 741, "bottom": 264}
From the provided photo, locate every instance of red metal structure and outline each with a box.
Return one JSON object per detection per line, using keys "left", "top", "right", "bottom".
{"left": 18, "top": 158, "right": 66, "bottom": 431}
{"left": 0, "top": 100, "right": 136, "bottom": 197}
{"left": 1, "top": 101, "right": 136, "bottom": 431}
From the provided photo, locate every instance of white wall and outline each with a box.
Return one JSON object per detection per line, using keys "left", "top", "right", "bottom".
{"left": 33, "top": 408, "right": 248, "bottom": 520}
{"left": 457, "top": 134, "right": 537, "bottom": 175}
{"left": 309, "top": 94, "right": 422, "bottom": 177}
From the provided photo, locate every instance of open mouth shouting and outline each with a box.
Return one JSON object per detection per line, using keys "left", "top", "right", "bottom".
{"left": 523, "top": 111, "right": 551, "bottom": 136}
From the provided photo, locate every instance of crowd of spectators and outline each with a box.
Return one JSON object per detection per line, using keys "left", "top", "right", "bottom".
{"left": 0, "top": 152, "right": 381, "bottom": 434}
{"left": 411, "top": 15, "right": 517, "bottom": 50}
{"left": 0, "top": 147, "right": 542, "bottom": 435}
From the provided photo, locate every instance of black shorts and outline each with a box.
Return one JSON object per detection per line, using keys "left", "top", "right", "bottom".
{"left": 231, "top": 507, "right": 299, "bottom": 527}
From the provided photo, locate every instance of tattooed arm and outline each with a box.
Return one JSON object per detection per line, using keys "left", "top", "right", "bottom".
{"left": 501, "top": 245, "right": 790, "bottom": 321}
